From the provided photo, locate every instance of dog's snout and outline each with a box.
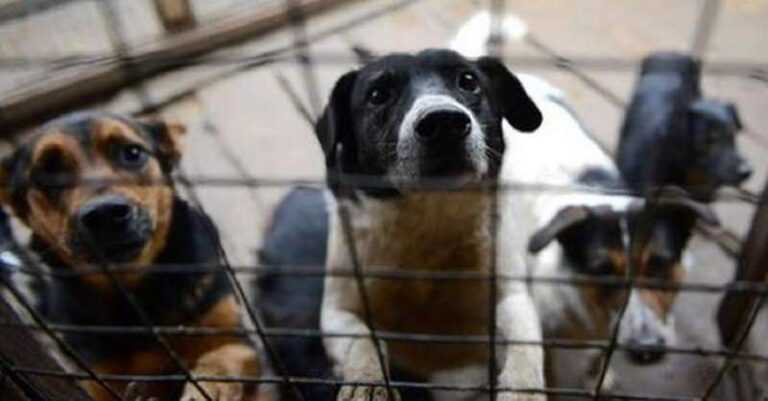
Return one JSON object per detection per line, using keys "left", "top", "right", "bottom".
{"left": 737, "top": 160, "right": 753, "bottom": 182}
{"left": 415, "top": 110, "right": 471, "bottom": 142}
{"left": 78, "top": 197, "right": 135, "bottom": 236}
{"left": 626, "top": 335, "right": 666, "bottom": 364}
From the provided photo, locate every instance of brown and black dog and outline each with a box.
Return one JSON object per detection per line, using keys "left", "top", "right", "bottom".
{"left": 0, "top": 111, "right": 261, "bottom": 401}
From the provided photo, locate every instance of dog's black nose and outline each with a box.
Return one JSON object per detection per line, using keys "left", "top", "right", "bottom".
{"left": 737, "top": 160, "right": 753, "bottom": 182}
{"left": 78, "top": 196, "right": 134, "bottom": 237}
{"left": 626, "top": 336, "right": 666, "bottom": 364}
{"left": 416, "top": 111, "right": 471, "bottom": 142}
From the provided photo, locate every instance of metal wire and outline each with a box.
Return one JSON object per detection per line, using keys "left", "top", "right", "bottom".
{"left": 10, "top": 174, "right": 761, "bottom": 204}
{"left": 174, "top": 164, "right": 308, "bottom": 401}
{"left": 335, "top": 202, "right": 397, "bottom": 400}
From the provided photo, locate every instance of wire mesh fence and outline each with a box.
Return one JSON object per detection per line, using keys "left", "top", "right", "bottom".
{"left": 0, "top": 1, "right": 767, "bottom": 401}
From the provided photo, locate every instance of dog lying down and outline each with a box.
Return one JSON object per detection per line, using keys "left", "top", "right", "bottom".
{"left": 0, "top": 112, "right": 262, "bottom": 401}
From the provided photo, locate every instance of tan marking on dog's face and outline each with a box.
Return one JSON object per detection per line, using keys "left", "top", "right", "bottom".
{"left": 633, "top": 244, "right": 686, "bottom": 320}
{"left": 20, "top": 116, "right": 177, "bottom": 288}
{"left": 573, "top": 245, "right": 630, "bottom": 335}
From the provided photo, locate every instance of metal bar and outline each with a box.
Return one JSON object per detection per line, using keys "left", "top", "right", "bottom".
{"left": 2, "top": 366, "right": 707, "bottom": 401}
{"left": 336, "top": 203, "right": 397, "bottom": 399}
{"left": 286, "top": 0, "right": 323, "bottom": 119}
{"left": 718, "top": 178, "right": 768, "bottom": 347}
{"left": 0, "top": 295, "right": 93, "bottom": 401}
{"left": 1, "top": 244, "right": 125, "bottom": 401}
{"left": 691, "top": 0, "right": 721, "bottom": 59}
{"left": 707, "top": 178, "right": 768, "bottom": 400}
{"left": 3, "top": 320, "right": 768, "bottom": 363}
{"left": 487, "top": 2, "right": 504, "bottom": 399}
{"left": 0, "top": 174, "right": 759, "bottom": 202}
{"left": 14, "top": 263, "right": 768, "bottom": 296}
{"left": 173, "top": 166, "right": 308, "bottom": 401}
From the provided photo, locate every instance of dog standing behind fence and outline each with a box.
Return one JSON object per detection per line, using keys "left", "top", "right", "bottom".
{"left": 617, "top": 51, "right": 752, "bottom": 202}
{"left": 314, "top": 49, "right": 545, "bottom": 401}
{"left": 0, "top": 112, "right": 263, "bottom": 401}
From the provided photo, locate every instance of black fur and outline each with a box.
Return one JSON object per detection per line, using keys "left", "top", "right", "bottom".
{"left": 257, "top": 187, "right": 431, "bottom": 401}
{"left": 617, "top": 52, "right": 751, "bottom": 201}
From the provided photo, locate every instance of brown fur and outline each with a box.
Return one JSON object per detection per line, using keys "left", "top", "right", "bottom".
{"left": 345, "top": 191, "right": 493, "bottom": 377}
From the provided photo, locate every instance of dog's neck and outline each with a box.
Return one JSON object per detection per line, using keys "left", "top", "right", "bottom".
{"left": 337, "top": 189, "right": 493, "bottom": 272}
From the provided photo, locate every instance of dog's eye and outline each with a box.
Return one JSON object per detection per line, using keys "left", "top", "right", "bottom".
{"left": 458, "top": 71, "right": 480, "bottom": 93}
{"left": 367, "top": 86, "right": 391, "bottom": 106}
{"left": 114, "top": 144, "right": 148, "bottom": 170}
{"left": 32, "top": 149, "right": 76, "bottom": 190}
{"left": 587, "top": 260, "right": 614, "bottom": 276}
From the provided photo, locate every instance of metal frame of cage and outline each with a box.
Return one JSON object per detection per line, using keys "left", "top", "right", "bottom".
{"left": 0, "top": 1, "right": 767, "bottom": 401}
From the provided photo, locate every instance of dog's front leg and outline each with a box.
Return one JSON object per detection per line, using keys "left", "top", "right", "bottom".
{"left": 178, "top": 296, "right": 262, "bottom": 401}
{"left": 496, "top": 289, "right": 546, "bottom": 401}
{"left": 180, "top": 342, "right": 261, "bottom": 401}
{"left": 321, "top": 274, "right": 400, "bottom": 401}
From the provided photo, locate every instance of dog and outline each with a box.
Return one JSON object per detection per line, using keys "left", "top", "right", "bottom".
{"left": 617, "top": 51, "right": 752, "bottom": 202}
{"left": 506, "top": 77, "right": 719, "bottom": 391}
{"left": 315, "top": 49, "right": 545, "bottom": 401}
{"left": 0, "top": 111, "right": 261, "bottom": 401}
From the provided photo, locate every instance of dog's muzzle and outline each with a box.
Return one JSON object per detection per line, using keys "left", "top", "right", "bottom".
{"left": 72, "top": 195, "right": 152, "bottom": 263}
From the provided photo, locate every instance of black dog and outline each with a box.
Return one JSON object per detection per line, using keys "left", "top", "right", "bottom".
{"left": 0, "top": 111, "right": 262, "bottom": 401}
{"left": 617, "top": 51, "right": 752, "bottom": 201}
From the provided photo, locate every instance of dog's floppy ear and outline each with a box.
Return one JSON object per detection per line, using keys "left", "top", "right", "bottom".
{"left": 316, "top": 71, "right": 358, "bottom": 169}
{"left": 528, "top": 206, "right": 590, "bottom": 253}
{"left": 477, "top": 56, "right": 542, "bottom": 132}
{"left": 726, "top": 102, "right": 742, "bottom": 131}
{"left": 140, "top": 118, "right": 187, "bottom": 171}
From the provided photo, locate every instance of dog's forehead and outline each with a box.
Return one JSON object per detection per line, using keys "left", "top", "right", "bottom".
{"left": 356, "top": 50, "right": 473, "bottom": 85}
{"left": 30, "top": 112, "right": 151, "bottom": 151}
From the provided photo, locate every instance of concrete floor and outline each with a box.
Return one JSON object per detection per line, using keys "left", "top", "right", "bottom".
{"left": 2, "top": 0, "right": 768, "bottom": 400}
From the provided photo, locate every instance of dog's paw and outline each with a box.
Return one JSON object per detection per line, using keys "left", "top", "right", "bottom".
{"left": 337, "top": 385, "right": 401, "bottom": 401}
{"left": 179, "top": 381, "right": 244, "bottom": 401}
{"left": 123, "top": 382, "right": 158, "bottom": 401}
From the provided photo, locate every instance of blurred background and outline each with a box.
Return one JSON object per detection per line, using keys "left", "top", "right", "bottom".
{"left": 1, "top": 0, "right": 767, "bottom": 400}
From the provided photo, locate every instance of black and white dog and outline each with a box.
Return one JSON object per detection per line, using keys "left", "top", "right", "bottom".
{"left": 617, "top": 52, "right": 752, "bottom": 202}
{"left": 315, "top": 49, "right": 545, "bottom": 401}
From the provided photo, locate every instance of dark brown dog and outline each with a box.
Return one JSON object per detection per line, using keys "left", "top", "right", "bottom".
{"left": 0, "top": 111, "right": 261, "bottom": 401}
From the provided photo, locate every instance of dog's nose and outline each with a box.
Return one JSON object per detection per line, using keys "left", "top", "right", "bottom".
{"left": 415, "top": 110, "right": 471, "bottom": 142}
{"left": 737, "top": 160, "right": 753, "bottom": 182}
{"left": 78, "top": 197, "right": 134, "bottom": 237}
{"left": 626, "top": 336, "right": 666, "bottom": 364}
